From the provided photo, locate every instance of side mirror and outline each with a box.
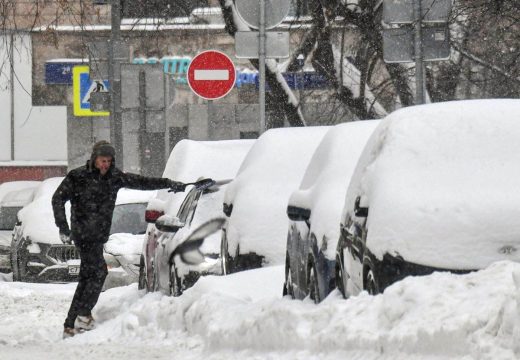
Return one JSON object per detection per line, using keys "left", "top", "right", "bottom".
{"left": 223, "top": 203, "right": 233, "bottom": 217}
{"left": 174, "top": 218, "right": 226, "bottom": 265}
{"left": 155, "top": 215, "right": 185, "bottom": 233}
{"left": 286, "top": 205, "right": 311, "bottom": 221}
{"left": 354, "top": 196, "right": 369, "bottom": 218}
{"left": 145, "top": 209, "right": 164, "bottom": 223}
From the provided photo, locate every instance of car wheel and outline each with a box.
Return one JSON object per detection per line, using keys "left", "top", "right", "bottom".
{"left": 16, "top": 247, "right": 29, "bottom": 282}
{"left": 220, "top": 233, "right": 233, "bottom": 275}
{"left": 307, "top": 259, "right": 320, "bottom": 304}
{"left": 169, "top": 262, "right": 182, "bottom": 297}
{"left": 365, "top": 269, "right": 379, "bottom": 295}
{"left": 283, "top": 255, "right": 294, "bottom": 298}
{"left": 138, "top": 255, "right": 147, "bottom": 291}
{"left": 335, "top": 255, "right": 346, "bottom": 299}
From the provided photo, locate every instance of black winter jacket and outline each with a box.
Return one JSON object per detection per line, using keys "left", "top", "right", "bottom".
{"left": 52, "top": 161, "right": 171, "bottom": 244}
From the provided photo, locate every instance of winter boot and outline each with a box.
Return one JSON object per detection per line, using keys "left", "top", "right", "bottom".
{"left": 75, "top": 314, "right": 96, "bottom": 331}
{"left": 63, "top": 327, "right": 77, "bottom": 339}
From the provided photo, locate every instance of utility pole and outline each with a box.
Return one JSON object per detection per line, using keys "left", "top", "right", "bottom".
{"left": 258, "top": 0, "right": 266, "bottom": 133}
{"left": 109, "top": 0, "right": 123, "bottom": 165}
{"left": 413, "top": 0, "right": 425, "bottom": 105}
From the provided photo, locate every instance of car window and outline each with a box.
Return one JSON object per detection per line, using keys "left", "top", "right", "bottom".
{"left": 0, "top": 206, "right": 22, "bottom": 230}
{"left": 176, "top": 189, "right": 200, "bottom": 223}
{"left": 110, "top": 203, "right": 148, "bottom": 235}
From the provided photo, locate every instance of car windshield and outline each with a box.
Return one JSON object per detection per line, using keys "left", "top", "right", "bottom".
{"left": 110, "top": 203, "right": 147, "bottom": 235}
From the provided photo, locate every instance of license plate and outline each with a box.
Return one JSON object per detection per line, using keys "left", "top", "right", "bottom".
{"left": 68, "top": 265, "right": 80, "bottom": 275}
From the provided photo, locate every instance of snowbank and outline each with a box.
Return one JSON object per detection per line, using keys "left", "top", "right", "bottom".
{"left": 2, "top": 261, "right": 520, "bottom": 359}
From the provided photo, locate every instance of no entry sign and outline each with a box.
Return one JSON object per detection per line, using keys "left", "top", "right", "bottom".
{"left": 187, "top": 50, "right": 236, "bottom": 100}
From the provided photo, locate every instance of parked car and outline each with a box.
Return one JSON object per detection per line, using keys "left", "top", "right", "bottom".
{"left": 0, "top": 181, "right": 40, "bottom": 272}
{"left": 145, "top": 179, "right": 228, "bottom": 295}
{"left": 140, "top": 139, "right": 255, "bottom": 292}
{"left": 284, "top": 121, "right": 379, "bottom": 303}
{"left": 10, "top": 177, "right": 155, "bottom": 284}
{"left": 335, "top": 99, "right": 520, "bottom": 297}
{"left": 221, "top": 126, "right": 330, "bottom": 274}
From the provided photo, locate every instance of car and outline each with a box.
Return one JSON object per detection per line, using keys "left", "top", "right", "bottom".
{"left": 145, "top": 179, "right": 228, "bottom": 295}
{"left": 102, "top": 188, "right": 156, "bottom": 289}
{"left": 284, "top": 121, "right": 379, "bottom": 303}
{"left": 221, "top": 126, "right": 330, "bottom": 274}
{"left": 0, "top": 181, "right": 40, "bottom": 272}
{"left": 140, "top": 139, "right": 255, "bottom": 293}
{"left": 10, "top": 177, "right": 155, "bottom": 284}
{"left": 335, "top": 99, "right": 520, "bottom": 297}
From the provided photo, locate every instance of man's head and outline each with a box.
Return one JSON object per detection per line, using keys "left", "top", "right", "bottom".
{"left": 91, "top": 141, "right": 115, "bottom": 175}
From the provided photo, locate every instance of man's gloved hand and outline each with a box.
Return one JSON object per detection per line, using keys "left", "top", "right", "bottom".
{"left": 168, "top": 180, "right": 186, "bottom": 193}
{"left": 59, "top": 229, "right": 72, "bottom": 245}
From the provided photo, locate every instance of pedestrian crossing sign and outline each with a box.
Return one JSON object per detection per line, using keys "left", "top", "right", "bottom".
{"left": 73, "top": 65, "right": 110, "bottom": 117}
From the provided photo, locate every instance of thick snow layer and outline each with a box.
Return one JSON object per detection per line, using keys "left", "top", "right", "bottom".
{"left": 224, "top": 127, "right": 330, "bottom": 265}
{"left": 18, "top": 177, "right": 67, "bottom": 245}
{"left": 0, "top": 186, "right": 37, "bottom": 207}
{"left": 115, "top": 188, "right": 156, "bottom": 206}
{"left": 1, "top": 261, "right": 520, "bottom": 359}
{"left": 343, "top": 99, "right": 520, "bottom": 269}
{"left": 104, "top": 233, "right": 145, "bottom": 257}
{"left": 0, "top": 181, "right": 40, "bottom": 204}
{"left": 162, "top": 139, "right": 254, "bottom": 184}
{"left": 155, "top": 139, "right": 254, "bottom": 217}
{"left": 289, "top": 120, "right": 380, "bottom": 260}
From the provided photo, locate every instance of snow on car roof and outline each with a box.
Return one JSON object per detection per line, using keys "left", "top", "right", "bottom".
{"left": 343, "top": 99, "right": 520, "bottom": 270}
{"left": 224, "top": 126, "right": 330, "bottom": 265}
{"left": 0, "top": 181, "right": 40, "bottom": 203}
{"left": 288, "top": 120, "right": 380, "bottom": 260}
{"left": 116, "top": 188, "right": 155, "bottom": 205}
{"left": 162, "top": 139, "right": 255, "bottom": 183}
{"left": 155, "top": 139, "right": 255, "bottom": 216}
{"left": 0, "top": 187, "right": 38, "bottom": 207}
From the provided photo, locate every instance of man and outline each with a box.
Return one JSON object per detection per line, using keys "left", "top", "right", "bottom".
{"left": 52, "top": 141, "right": 185, "bottom": 339}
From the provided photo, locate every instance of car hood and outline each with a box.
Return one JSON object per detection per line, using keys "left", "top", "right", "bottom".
{"left": 104, "top": 233, "right": 145, "bottom": 256}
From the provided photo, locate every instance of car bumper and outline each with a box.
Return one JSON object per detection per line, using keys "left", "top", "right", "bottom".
{"left": 0, "top": 244, "right": 10, "bottom": 272}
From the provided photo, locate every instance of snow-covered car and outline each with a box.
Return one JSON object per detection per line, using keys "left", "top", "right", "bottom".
{"left": 147, "top": 179, "right": 229, "bottom": 296}
{"left": 140, "top": 139, "right": 254, "bottom": 292}
{"left": 0, "top": 181, "right": 40, "bottom": 272}
{"left": 102, "top": 188, "right": 156, "bottom": 289}
{"left": 221, "top": 126, "right": 330, "bottom": 274}
{"left": 10, "top": 177, "right": 155, "bottom": 283}
{"left": 336, "top": 99, "right": 520, "bottom": 297}
{"left": 284, "top": 121, "right": 379, "bottom": 303}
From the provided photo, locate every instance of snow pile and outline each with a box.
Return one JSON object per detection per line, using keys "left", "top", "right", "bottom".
{"left": 0, "top": 181, "right": 40, "bottom": 205}
{"left": 2, "top": 262, "right": 520, "bottom": 359}
{"left": 344, "top": 99, "right": 520, "bottom": 269}
{"left": 17, "top": 177, "right": 66, "bottom": 245}
{"left": 224, "top": 126, "right": 330, "bottom": 265}
{"left": 289, "top": 120, "right": 379, "bottom": 259}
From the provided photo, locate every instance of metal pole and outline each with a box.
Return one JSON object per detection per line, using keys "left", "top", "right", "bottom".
{"left": 9, "top": 33, "right": 14, "bottom": 160}
{"left": 109, "top": 0, "right": 124, "bottom": 166}
{"left": 138, "top": 70, "right": 146, "bottom": 174}
{"left": 258, "top": 0, "right": 266, "bottom": 133}
{"left": 413, "top": 0, "right": 425, "bottom": 105}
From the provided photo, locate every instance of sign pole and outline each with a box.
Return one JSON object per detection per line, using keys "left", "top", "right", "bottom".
{"left": 413, "top": 0, "right": 425, "bottom": 105}
{"left": 109, "top": 0, "right": 124, "bottom": 166}
{"left": 259, "top": 0, "right": 266, "bottom": 133}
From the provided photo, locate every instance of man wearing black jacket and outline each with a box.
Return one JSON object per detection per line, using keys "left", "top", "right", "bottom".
{"left": 52, "top": 141, "right": 185, "bottom": 339}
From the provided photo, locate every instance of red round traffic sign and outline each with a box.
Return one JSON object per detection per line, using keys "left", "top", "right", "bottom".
{"left": 187, "top": 50, "right": 236, "bottom": 100}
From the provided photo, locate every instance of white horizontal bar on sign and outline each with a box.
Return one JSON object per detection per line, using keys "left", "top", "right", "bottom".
{"left": 194, "top": 69, "right": 229, "bottom": 81}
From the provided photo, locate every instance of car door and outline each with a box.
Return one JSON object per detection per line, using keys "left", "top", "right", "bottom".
{"left": 155, "top": 188, "right": 200, "bottom": 292}
{"left": 341, "top": 213, "right": 367, "bottom": 296}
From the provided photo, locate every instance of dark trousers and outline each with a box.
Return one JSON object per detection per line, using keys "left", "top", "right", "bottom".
{"left": 64, "top": 242, "right": 108, "bottom": 328}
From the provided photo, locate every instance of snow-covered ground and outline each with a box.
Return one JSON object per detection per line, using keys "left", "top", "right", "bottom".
{"left": 1, "top": 261, "right": 520, "bottom": 359}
